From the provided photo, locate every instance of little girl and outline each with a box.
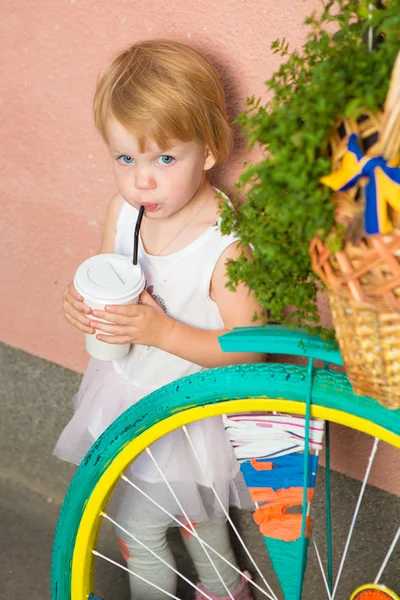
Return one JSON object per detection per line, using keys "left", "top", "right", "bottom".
{"left": 55, "top": 39, "right": 262, "bottom": 600}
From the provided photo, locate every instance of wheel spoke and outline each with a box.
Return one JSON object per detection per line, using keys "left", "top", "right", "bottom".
{"left": 324, "top": 420, "right": 333, "bottom": 595}
{"left": 182, "top": 425, "right": 279, "bottom": 600}
{"left": 296, "top": 358, "right": 314, "bottom": 600}
{"left": 121, "top": 474, "right": 274, "bottom": 599}
{"left": 312, "top": 536, "right": 332, "bottom": 600}
{"left": 145, "top": 446, "right": 236, "bottom": 600}
{"left": 374, "top": 524, "right": 400, "bottom": 584}
{"left": 331, "top": 437, "right": 380, "bottom": 599}
{"left": 101, "top": 512, "right": 214, "bottom": 600}
{"left": 92, "top": 550, "right": 181, "bottom": 599}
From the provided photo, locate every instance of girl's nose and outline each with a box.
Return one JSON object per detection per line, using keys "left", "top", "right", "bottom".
{"left": 134, "top": 166, "right": 156, "bottom": 190}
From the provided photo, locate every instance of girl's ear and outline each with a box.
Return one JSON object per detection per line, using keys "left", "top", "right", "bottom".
{"left": 203, "top": 145, "right": 217, "bottom": 171}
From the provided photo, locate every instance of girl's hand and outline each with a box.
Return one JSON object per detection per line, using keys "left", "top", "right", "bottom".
{"left": 89, "top": 290, "right": 174, "bottom": 347}
{"left": 62, "top": 281, "right": 95, "bottom": 334}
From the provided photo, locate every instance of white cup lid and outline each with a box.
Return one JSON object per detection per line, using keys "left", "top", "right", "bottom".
{"left": 74, "top": 254, "right": 145, "bottom": 304}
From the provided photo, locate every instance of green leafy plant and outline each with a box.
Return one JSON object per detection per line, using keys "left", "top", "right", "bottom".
{"left": 220, "top": 0, "right": 400, "bottom": 339}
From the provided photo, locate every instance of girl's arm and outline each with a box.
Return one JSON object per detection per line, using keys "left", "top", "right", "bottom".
{"left": 159, "top": 242, "right": 264, "bottom": 367}
{"left": 98, "top": 192, "right": 124, "bottom": 253}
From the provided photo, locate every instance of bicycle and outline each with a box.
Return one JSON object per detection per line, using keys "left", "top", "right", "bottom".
{"left": 51, "top": 325, "right": 400, "bottom": 600}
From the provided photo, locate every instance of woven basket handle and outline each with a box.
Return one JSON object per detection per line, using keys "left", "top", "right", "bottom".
{"left": 379, "top": 51, "right": 400, "bottom": 160}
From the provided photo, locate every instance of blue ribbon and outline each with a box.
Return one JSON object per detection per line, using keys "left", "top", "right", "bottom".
{"left": 321, "top": 133, "right": 400, "bottom": 234}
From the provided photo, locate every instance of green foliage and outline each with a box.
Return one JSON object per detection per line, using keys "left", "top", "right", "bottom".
{"left": 220, "top": 0, "right": 400, "bottom": 339}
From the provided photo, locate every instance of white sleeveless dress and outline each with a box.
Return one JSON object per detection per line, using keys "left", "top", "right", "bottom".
{"left": 54, "top": 198, "right": 252, "bottom": 522}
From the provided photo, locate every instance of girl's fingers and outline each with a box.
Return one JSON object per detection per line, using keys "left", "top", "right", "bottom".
{"left": 63, "top": 283, "right": 80, "bottom": 302}
{"left": 64, "top": 295, "right": 92, "bottom": 315}
{"left": 63, "top": 281, "right": 94, "bottom": 334}
{"left": 64, "top": 303, "right": 91, "bottom": 325}
{"left": 90, "top": 311, "right": 133, "bottom": 324}
{"left": 69, "top": 286, "right": 82, "bottom": 301}
{"left": 89, "top": 320, "right": 129, "bottom": 335}
{"left": 72, "top": 296, "right": 92, "bottom": 314}
{"left": 65, "top": 312, "right": 95, "bottom": 334}
{"left": 64, "top": 302, "right": 94, "bottom": 329}
{"left": 96, "top": 334, "right": 132, "bottom": 345}
{"left": 67, "top": 281, "right": 83, "bottom": 301}
{"left": 63, "top": 284, "right": 92, "bottom": 313}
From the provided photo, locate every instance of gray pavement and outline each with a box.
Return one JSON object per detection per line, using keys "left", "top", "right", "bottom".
{"left": 0, "top": 342, "right": 399, "bottom": 599}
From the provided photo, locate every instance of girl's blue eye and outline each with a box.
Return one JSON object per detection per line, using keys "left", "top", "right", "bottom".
{"left": 118, "top": 155, "right": 134, "bottom": 164}
{"left": 158, "top": 155, "right": 174, "bottom": 165}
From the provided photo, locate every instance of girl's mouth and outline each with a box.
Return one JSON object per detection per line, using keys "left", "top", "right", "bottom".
{"left": 143, "top": 204, "right": 158, "bottom": 212}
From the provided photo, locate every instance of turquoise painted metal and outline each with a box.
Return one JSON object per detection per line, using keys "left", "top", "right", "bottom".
{"left": 264, "top": 537, "right": 310, "bottom": 600}
{"left": 219, "top": 325, "right": 343, "bottom": 366}
{"left": 296, "top": 359, "right": 313, "bottom": 600}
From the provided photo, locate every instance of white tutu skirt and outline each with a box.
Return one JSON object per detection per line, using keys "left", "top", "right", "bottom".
{"left": 54, "top": 359, "right": 252, "bottom": 522}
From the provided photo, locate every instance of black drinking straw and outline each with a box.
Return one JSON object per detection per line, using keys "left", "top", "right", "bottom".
{"left": 133, "top": 205, "right": 145, "bottom": 265}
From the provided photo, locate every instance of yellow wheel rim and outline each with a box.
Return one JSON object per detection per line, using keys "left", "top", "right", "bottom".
{"left": 71, "top": 398, "right": 400, "bottom": 599}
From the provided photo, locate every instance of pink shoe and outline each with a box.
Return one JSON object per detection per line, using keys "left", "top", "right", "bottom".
{"left": 195, "top": 571, "right": 253, "bottom": 600}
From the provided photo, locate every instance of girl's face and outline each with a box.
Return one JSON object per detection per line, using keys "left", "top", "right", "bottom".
{"left": 106, "top": 118, "right": 216, "bottom": 219}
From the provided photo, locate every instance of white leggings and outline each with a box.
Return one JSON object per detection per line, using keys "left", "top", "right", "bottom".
{"left": 116, "top": 500, "right": 241, "bottom": 599}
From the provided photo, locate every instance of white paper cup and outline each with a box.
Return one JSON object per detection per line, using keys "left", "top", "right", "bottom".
{"left": 74, "top": 254, "right": 145, "bottom": 361}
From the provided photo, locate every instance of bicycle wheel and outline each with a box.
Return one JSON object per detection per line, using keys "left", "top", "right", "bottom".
{"left": 51, "top": 358, "right": 400, "bottom": 600}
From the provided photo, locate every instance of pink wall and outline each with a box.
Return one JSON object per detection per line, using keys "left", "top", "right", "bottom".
{"left": 1, "top": 0, "right": 317, "bottom": 371}
{"left": 1, "top": 1, "right": 398, "bottom": 494}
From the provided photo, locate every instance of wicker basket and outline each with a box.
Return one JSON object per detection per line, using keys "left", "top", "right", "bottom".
{"left": 310, "top": 52, "right": 400, "bottom": 409}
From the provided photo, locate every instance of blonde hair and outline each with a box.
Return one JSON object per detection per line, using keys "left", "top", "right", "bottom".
{"left": 93, "top": 39, "right": 232, "bottom": 164}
